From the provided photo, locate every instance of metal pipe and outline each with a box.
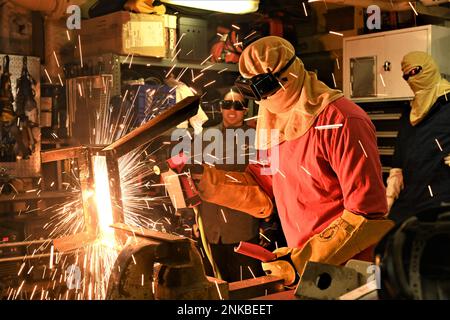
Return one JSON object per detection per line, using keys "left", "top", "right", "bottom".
{"left": 0, "top": 239, "right": 51, "bottom": 249}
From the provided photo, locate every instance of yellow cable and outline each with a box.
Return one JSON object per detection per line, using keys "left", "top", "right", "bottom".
{"left": 193, "top": 206, "right": 222, "bottom": 280}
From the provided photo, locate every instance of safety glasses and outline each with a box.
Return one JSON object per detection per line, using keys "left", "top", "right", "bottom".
{"left": 219, "top": 100, "right": 247, "bottom": 111}
{"left": 403, "top": 66, "right": 422, "bottom": 81}
{"left": 234, "top": 55, "right": 297, "bottom": 101}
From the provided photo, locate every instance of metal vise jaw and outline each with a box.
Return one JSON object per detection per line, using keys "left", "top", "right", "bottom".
{"left": 106, "top": 223, "right": 226, "bottom": 300}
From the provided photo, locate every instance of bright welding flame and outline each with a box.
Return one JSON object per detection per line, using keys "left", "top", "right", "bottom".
{"left": 93, "top": 156, "right": 115, "bottom": 243}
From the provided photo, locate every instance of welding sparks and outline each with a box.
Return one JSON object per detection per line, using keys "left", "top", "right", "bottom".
{"left": 435, "top": 139, "right": 443, "bottom": 152}
{"left": 315, "top": 123, "right": 343, "bottom": 130}
{"left": 248, "top": 266, "right": 256, "bottom": 279}
{"left": 172, "top": 32, "right": 185, "bottom": 54}
{"left": 218, "top": 68, "right": 228, "bottom": 74}
{"left": 225, "top": 174, "right": 239, "bottom": 182}
{"left": 409, "top": 2, "right": 418, "bottom": 16}
{"left": 329, "top": 31, "right": 344, "bottom": 37}
{"left": 165, "top": 64, "right": 177, "bottom": 78}
{"left": 231, "top": 24, "right": 240, "bottom": 30}
{"left": 300, "top": 166, "right": 312, "bottom": 176}
{"left": 200, "top": 54, "right": 213, "bottom": 66}
{"left": 215, "top": 281, "right": 224, "bottom": 300}
{"left": 358, "top": 140, "right": 368, "bottom": 158}
{"left": 204, "top": 80, "right": 216, "bottom": 88}
{"left": 78, "top": 35, "right": 83, "bottom": 68}
{"left": 192, "top": 72, "right": 204, "bottom": 82}
{"left": 220, "top": 209, "right": 228, "bottom": 223}
{"left": 244, "top": 115, "right": 260, "bottom": 122}
{"left": 332, "top": 72, "right": 337, "bottom": 88}
{"left": 379, "top": 74, "right": 386, "bottom": 87}
{"left": 428, "top": 185, "right": 434, "bottom": 197}
{"left": 53, "top": 51, "right": 61, "bottom": 68}
{"left": 277, "top": 169, "right": 286, "bottom": 178}
{"left": 260, "top": 232, "right": 271, "bottom": 242}
{"left": 44, "top": 68, "right": 52, "bottom": 84}
{"left": 302, "top": 2, "right": 308, "bottom": 16}
{"left": 49, "top": 245, "right": 54, "bottom": 269}
{"left": 66, "top": 30, "right": 71, "bottom": 41}
{"left": 289, "top": 72, "right": 298, "bottom": 79}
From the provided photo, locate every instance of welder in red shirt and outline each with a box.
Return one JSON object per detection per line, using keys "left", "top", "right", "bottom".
{"left": 198, "top": 36, "right": 394, "bottom": 278}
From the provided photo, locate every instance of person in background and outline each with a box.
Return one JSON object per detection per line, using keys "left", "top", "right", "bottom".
{"left": 195, "top": 88, "right": 265, "bottom": 282}
{"left": 386, "top": 51, "right": 450, "bottom": 223}
{"left": 197, "top": 36, "right": 394, "bottom": 279}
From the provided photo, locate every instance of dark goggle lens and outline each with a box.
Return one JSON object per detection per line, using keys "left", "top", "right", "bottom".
{"left": 403, "top": 66, "right": 422, "bottom": 81}
{"left": 219, "top": 100, "right": 247, "bottom": 110}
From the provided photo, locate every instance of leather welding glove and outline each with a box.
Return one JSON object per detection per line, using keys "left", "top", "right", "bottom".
{"left": 124, "top": 0, "right": 166, "bottom": 14}
{"left": 445, "top": 154, "right": 450, "bottom": 167}
{"left": 385, "top": 168, "right": 403, "bottom": 214}
{"left": 261, "top": 247, "right": 310, "bottom": 287}
{"left": 262, "top": 210, "right": 394, "bottom": 285}
{"left": 197, "top": 165, "right": 273, "bottom": 219}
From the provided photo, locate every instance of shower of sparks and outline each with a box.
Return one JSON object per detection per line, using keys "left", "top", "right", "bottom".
{"left": 409, "top": 2, "right": 418, "bottom": 16}
{"left": 358, "top": 140, "right": 368, "bottom": 158}
{"left": 248, "top": 266, "right": 256, "bottom": 279}
{"left": 379, "top": 74, "right": 386, "bottom": 87}
{"left": 302, "top": 2, "right": 308, "bottom": 16}
{"left": 7, "top": 76, "right": 185, "bottom": 300}
{"left": 329, "top": 31, "right": 344, "bottom": 37}
{"left": 300, "top": 166, "right": 312, "bottom": 176}
{"left": 315, "top": 123, "right": 343, "bottom": 130}
{"left": 435, "top": 139, "right": 443, "bottom": 152}
{"left": 428, "top": 185, "right": 434, "bottom": 197}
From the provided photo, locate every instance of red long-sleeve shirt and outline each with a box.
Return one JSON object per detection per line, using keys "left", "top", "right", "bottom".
{"left": 249, "top": 97, "right": 387, "bottom": 248}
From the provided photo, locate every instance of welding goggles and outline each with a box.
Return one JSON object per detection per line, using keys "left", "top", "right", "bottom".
{"left": 234, "top": 55, "right": 297, "bottom": 101}
{"left": 403, "top": 66, "right": 422, "bottom": 81}
{"left": 219, "top": 100, "right": 248, "bottom": 111}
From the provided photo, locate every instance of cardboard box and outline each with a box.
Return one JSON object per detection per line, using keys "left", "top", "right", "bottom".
{"left": 78, "top": 11, "right": 166, "bottom": 58}
{"left": 0, "top": 2, "right": 33, "bottom": 56}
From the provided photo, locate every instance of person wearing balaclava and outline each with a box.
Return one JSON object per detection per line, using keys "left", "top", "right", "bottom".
{"left": 197, "top": 36, "right": 394, "bottom": 282}
{"left": 386, "top": 51, "right": 450, "bottom": 223}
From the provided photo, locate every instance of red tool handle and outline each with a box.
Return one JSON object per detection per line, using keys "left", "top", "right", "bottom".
{"left": 234, "top": 241, "right": 277, "bottom": 262}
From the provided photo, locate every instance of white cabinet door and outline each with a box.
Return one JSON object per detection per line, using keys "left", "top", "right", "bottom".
{"left": 344, "top": 35, "right": 385, "bottom": 98}
{"left": 381, "top": 28, "right": 429, "bottom": 99}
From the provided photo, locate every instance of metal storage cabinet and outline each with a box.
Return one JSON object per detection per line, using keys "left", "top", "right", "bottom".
{"left": 343, "top": 25, "right": 450, "bottom": 100}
